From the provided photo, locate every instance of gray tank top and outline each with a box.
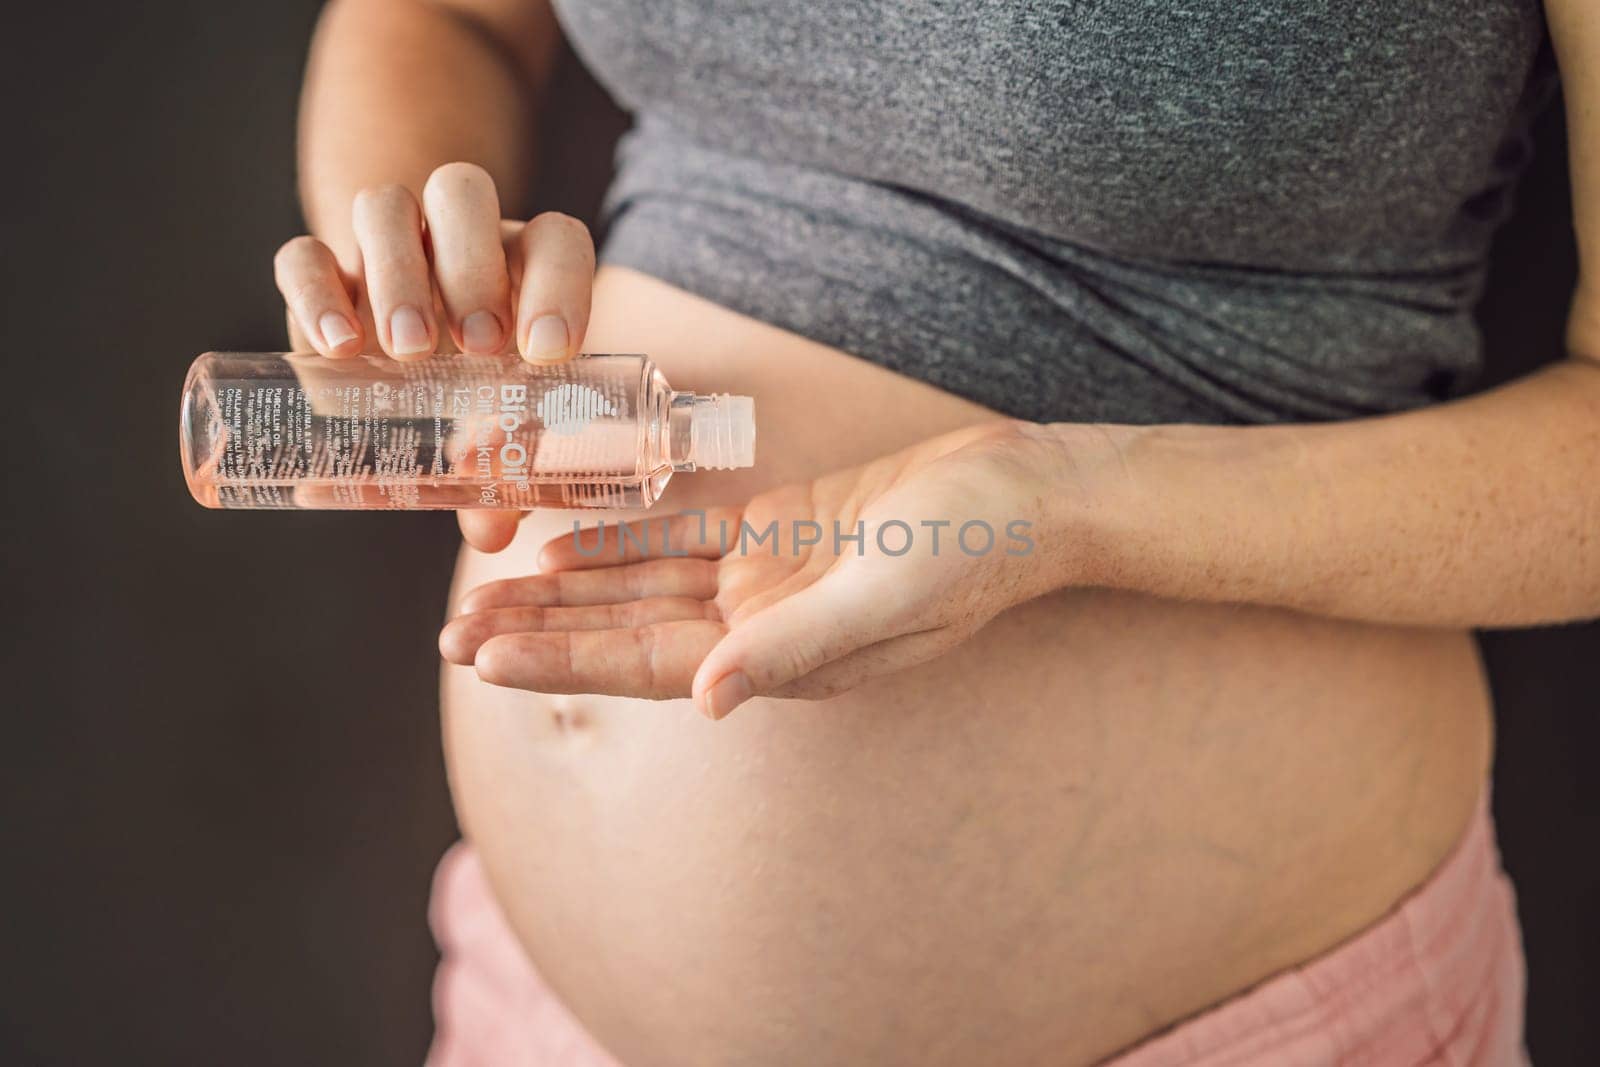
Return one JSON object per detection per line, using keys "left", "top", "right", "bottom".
{"left": 554, "top": 0, "right": 1554, "bottom": 424}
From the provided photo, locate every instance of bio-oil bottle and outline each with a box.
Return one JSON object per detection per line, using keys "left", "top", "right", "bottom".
{"left": 180, "top": 352, "right": 755, "bottom": 510}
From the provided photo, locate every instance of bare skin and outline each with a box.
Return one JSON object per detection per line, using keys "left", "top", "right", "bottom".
{"left": 276, "top": 0, "right": 1600, "bottom": 1063}
{"left": 441, "top": 269, "right": 1493, "bottom": 1066}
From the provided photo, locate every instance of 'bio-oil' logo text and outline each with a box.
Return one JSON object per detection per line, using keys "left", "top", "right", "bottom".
{"left": 496, "top": 385, "right": 532, "bottom": 483}
{"left": 474, "top": 384, "right": 532, "bottom": 504}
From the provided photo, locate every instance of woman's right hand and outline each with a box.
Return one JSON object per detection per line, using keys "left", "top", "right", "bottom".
{"left": 272, "top": 161, "right": 597, "bottom": 552}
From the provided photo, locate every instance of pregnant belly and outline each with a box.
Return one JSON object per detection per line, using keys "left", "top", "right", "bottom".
{"left": 440, "top": 266, "right": 1493, "bottom": 1067}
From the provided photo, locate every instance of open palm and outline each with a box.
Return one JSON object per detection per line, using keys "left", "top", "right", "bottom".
{"left": 440, "top": 420, "right": 1071, "bottom": 718}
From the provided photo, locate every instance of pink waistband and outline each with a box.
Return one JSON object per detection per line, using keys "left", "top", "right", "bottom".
{"left": 1106, "top": 796, "right": 1526, "bottom": 1066}
{"left": 428, "top": 799, "right": 1525, "bottom": 1066}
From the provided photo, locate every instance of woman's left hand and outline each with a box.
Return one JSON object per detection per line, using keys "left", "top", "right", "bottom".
{"left": 440, "top": 420, "right": 1089, "bottom": 719}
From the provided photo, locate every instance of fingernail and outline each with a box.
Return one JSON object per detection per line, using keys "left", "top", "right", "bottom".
{"left": 523, "top": 314, "right": 569, "bottom": 363}
{"left": 319, "top": 311, "right": 357, "bottom": 350}
{"left": 390, "top": 305, "right": 431, "bottom": 356}
{"left": 461, "top": 310, "right": 502, "bottom": 353}
{"left": 702, "top": 671, "right": 752, "bottom": 721}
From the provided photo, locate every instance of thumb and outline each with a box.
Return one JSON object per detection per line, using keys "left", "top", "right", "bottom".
{"left": 458, "top": 509, "right": 524, "bottom": 553}
{"left": 691, "top": 567, "right": 909, "bottom": 720}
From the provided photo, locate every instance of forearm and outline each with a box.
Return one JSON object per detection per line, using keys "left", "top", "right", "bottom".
{"left": 297, "top": 0, "right": 554, "bottom": 259}
{"left": 1057, "top": 358, "right": 1600, "bottom": 628}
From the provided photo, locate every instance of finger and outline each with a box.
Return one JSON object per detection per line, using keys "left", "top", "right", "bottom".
{"left": 474, "top": 620, "right": 724, "bottom": 697}
{"left": 423, "top": 163, "right": 512, "bottom": 354}
{"left": 457, "top": 558, "right": 720, "bottom": 614}
{"left": 538, "top": 507, "right": 743, "bottom": 571}
{"left": 499, "top": 218, "right": 526, "bottom": 301}
{"left": 692, "top": 568, "right": 913, "bottom": 720}
{"left": 273, "top": 235, "right": 363, "bottom": 356}
{"left": 352, "top": 183, "right": 437, "bottom": 359}
{"left": 513, "top": 211, "right": 595, "bottom": 363}
{"left": 439, "top": 597, "right": 717, "bottom": 665}
{"left": 458, "top": 510, "right": 524, "bottom": 554}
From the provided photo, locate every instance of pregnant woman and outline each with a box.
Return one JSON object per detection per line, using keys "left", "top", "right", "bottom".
{"left": 274, "top": 1, "right": 1598, "bottom": 1063}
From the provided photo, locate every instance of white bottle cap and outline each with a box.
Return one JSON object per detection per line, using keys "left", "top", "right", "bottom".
{"left": 690, "top": 394, "right": 756, "bottom": 470}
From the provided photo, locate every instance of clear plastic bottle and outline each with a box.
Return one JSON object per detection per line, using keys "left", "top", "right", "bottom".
{"left": 180, "top": 352, "right": 755, "bottom": 510}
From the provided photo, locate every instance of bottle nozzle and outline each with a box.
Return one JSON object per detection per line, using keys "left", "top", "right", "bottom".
{"left": 689, "top": 394, "right": 756, "bottom": 470}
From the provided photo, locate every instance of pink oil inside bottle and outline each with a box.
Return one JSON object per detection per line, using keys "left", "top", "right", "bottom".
{"left": 180, "top": 352, "right": 754, "bottom": 510}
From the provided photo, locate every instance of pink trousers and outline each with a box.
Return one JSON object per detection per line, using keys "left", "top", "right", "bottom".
{"left": 428, "top": 798, "right": 1526, "bottom": 1066}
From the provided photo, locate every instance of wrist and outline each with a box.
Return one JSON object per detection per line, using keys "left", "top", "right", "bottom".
{"left": 1036, "top": 418, "right": 1323, "bottom": 608}
{"left": 1004, "top": 420, "right": 1147, "bottom": 598}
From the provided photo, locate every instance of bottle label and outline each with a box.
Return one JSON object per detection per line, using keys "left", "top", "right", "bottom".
{"left": 194, "top": 354, "right": 650, "bottom": 510}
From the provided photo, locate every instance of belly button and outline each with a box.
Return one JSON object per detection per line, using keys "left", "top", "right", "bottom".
{"left": 547, "top": 695, "right": 590, "bottom": 736}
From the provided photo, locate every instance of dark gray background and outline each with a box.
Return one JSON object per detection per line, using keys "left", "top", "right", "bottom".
{"left": 1, "top": 2, "right": 1594, "bottom": 1063}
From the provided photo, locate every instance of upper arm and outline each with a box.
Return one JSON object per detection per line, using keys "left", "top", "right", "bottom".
{"left": 1547, "top": 0, "right": 1600, "bottom": 361}
{"left": 426, "top": 0, "right": 563, "bottom": 91}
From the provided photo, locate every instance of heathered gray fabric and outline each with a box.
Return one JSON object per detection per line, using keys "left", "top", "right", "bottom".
{"left": 554, "top": 0, "right": 1555, "bottom": 424}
